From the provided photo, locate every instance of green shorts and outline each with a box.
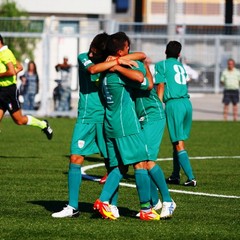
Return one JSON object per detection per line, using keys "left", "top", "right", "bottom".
{"left": 165, "top": 98, "right": 192, "bottom": 143}
{"left": 70, "top": 120, "right": 107, "bottom": 158}
{"left": 141, "top": 119, "right": 166, "bottom": 160}
{"left": 106, "top": 131, "right": 149, "bottom": 167}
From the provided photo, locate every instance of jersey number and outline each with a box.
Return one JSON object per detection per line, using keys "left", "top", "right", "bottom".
{"left": 173, "top": 65, "right": 187, "bottom": 85}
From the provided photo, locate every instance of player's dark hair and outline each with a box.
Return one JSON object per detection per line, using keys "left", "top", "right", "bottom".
{"left": 88, "top": 32, "right": 109, "bottom": 64}
{"left": 0, "top": 34, "right": 4, "bottom": 44}
{"left": 165, "top": 41, "right": 182, "bottom": 59}
{"left": 106, "top": 31, "right": 130, "bottom": 56}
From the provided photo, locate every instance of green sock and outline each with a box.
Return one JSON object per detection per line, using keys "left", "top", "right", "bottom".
{"left": 26, "top": 115, "right": 46, "bottom": 129}
{"left": 149, "top": 165, "right": 172, "bottom": 202}
{"left": 68, "top": 163, "right": 81, "bottom": 210}
{"left": 178, "top": 150, "right": 195, "bottom": 180}
{"left": 134, "top": 169, "right": 151, "bottom": 209}
{"left": 99, "top": 168, "right": 122, "bottom": 202}
{"left": 110, "top": 187, "right": 119, "bottom": 206}
{"left": 172, "top": 150, "right": 181, "bottom": 178}
{"left": 150, "top": 177, "right": 159, "bottom": 206}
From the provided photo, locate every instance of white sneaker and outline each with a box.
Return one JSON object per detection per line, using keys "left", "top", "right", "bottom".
{"left": 136, "top": 199, "right": 162, "bottom": 217}
{"left": 153, "top": 199, "right": 162, "bottom": 211}
{"left": 110, "top": 205, "right": 120, "bottom": 218}
{"left": 160, "top": 200, "right": 176, "bottom": 219}
{"left": 52, "top": 205, "right": 79, "bottom": 218}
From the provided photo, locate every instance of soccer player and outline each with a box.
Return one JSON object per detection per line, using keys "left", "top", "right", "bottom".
{"left": 52, "top": 33, "right": 110, "bottom": 218}
{"left": 133, "top": 61, "right": 176, "bottom": 219}
{"left": 0, "top": 34, "right": 53, "bottom": 140}
{"left": 155, "top": 40, "right": 196, "bottom": 187}
{"left": 93, "top": 32, "right": 160, "bottom": 221}
{"left": 51, "top": 32, "right": 141, "bottom": 218}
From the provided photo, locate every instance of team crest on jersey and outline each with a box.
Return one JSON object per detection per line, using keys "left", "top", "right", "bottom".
{"left": 78, "top": 140, "right": 85, "bottom": 149}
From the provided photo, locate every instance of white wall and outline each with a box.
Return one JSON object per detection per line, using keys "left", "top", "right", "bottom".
{"left": 13, "top": 0, "right": 111, "bottom": 15}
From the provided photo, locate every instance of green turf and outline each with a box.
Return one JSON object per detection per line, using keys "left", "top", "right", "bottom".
{"left": 0, "top": 117, "right": 239, "bottom": 240}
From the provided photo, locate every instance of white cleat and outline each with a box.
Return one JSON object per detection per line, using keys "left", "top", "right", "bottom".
{"left": 110, "top": 205, "right": 120, "bottom": 218}
{"left": 52, "top": 205, "right": 79, "bottom": 218}
{"left": 160, "top": 200, "right": 176, "bottom": 219}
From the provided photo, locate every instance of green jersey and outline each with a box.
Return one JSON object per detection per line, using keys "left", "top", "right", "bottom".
{"left": 101, "top": 61, "right": 149, "bottom": 138}
{"left": 155, "top": 58, "right": 189, "bottom": 103}
{"left": 77, "top": 52, "right": 104, "bottom": 123}
{"left": 0, "top": 46, "right": 17, "bottom": 87}
{"left": 133, "top": 87, "right": 165, "bottom": 123}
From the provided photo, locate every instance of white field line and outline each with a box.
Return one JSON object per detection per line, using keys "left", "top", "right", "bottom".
{"left": 82, "top": 156, "right": 240, "bottom": 199}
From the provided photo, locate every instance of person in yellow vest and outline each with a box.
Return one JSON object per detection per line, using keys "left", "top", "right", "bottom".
{"left": 0, "top": 34, "right": 53, "bottom": 140}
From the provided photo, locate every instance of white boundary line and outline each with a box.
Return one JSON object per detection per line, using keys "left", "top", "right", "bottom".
{"left": 82, "top": 156, "right": 240, "bottom": 199}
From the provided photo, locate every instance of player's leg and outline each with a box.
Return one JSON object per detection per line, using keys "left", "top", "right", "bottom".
{"left": 0, "top": 109, "right": 4, "bottom": 121}
{"left": 94, "top": 138, "right": 123, "bottom": 220}
{"left": 52, "top": 123, "right": 99, "bottom": 218}
{"left": 11, "top": 111, "right": 53, "bottom": 140}
{"left": 95, "top": 123, "right": 110, "bottom": 184}
{"left": 166, "top": 149, "right": 181, "bottom": 184}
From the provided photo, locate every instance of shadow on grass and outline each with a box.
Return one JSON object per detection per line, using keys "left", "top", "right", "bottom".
{"left": 28, "top": 200, "right": 138, "bottom": 218}
{"left": 0, "top": 155, "right": 42, "bottom": 159}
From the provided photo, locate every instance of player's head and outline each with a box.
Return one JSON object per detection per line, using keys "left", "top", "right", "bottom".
{"left": 106, "top": 31, "right": 130, "bottom": 57}
{"left": 88, "top": 32, "right": 109, "bottom": 64}
{"left": 165, "top": 41, "right": 182, "bottom": 59}
{"left": 0, "top": 34, "right": 4, "bottom": 45}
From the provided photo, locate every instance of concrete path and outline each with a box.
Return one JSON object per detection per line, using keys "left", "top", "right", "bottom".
{"left": 190, "top": 93, "right": 240, "bottom": 121}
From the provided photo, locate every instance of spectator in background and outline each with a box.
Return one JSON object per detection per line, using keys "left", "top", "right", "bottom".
{"left": 55, "top": 56, "right": 72, "bottom": 85}
{"left": 20, "top": 60, "right": 39, "bottom": 110}
{"left": 54, "top": 56, "right": 72, "bottom": 111}
{"left": 220, "top": 58, "right": 240, "bottom": 121}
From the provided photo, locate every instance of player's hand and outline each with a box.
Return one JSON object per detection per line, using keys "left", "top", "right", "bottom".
{"left": 118, "top": 58, "right": 138, "bottom": 68}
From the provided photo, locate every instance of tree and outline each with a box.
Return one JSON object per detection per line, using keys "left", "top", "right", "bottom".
{"left": 0, "top": 0, "right": 40, "bottom": 61}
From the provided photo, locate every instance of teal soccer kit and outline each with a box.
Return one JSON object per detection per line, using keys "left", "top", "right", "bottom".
{"left": 155, "top": 58, "right": 195, "bottom": 182}
{"left": 155, "top": 58, "right": 192, "bottom": 143}
{"left": 68, "top": 53, "right": 108, "bottom": 210}
{"left": 70, "top": 52, "right": 107, "bottom": 157}
{"left": 99, "top": 61, "right": 152, "bottom": 209}
{"left": 133, "top": 80, "right": 172, "bottom": 204}
{"left": 101, "top": 61, "right": 149, "bottom": 167}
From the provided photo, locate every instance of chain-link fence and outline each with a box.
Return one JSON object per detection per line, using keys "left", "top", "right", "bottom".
{"left": 1, "top": 17, "right": 240, "bottom": 116}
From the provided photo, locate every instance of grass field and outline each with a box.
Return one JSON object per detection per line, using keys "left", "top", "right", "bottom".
{"left": 0, "top": 117, "right": 239, "bottom": 240}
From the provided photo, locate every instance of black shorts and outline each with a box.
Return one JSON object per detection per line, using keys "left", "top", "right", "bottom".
{"left": 0, "top": 84, "right": 21, "bottom": 114}
{"left": 222, "top": 89, "right": 239, "bottom": 105}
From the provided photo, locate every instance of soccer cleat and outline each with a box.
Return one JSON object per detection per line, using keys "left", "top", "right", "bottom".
{"left": 136, "top": 199, "right": 162, "bottom": 217}
{"left": 110, "top": 205, "right": 120, "bottom": 218}
{"left": 184, "top": 179, "right": 197, "bottom": 187}
{"left": 166, "top": 176, "right": 180, "bottom": 185}
{"left": 51, "top": 205, "right": 79, "bottom": 218}
{"left": 160, "top": 200, "right": 176, "bottom": 219}
{"left": 153, "top": 199, "right": 162, "bottom": 211}
{"left": 42, "top": 120, "right": 53, "bottom": 140}
{"left": 93, "top": 199, "right": 117, "bottom": 220}
{"left": 139, "top": 209, "right": 160, "bottom": 221}
{"left": 99, "top": 173, "right": 108, "bottom": 184}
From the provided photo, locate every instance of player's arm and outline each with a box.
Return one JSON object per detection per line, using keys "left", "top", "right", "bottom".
{"left": 0, "top": 61, "right": 15, "bottom": 77}
{"left": 110, "top": 64, "right": 144, "bottom": 83}
{"left": 87, "top": 52, "right": 146, "bottom": 75}
{"left": 88, "top": 57, "right": 138, "bottom": 75}
{"left": 144, "top": 61, "right": 154, "bottom": 90}
{"left": 156, "top": 83, "right": 165, "bottom": 102}
{"left": 121, "top": 52, "right": 146, "bottom": 61}
{"left": 15, "top": 61, "right": 23, "bottom": 74}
